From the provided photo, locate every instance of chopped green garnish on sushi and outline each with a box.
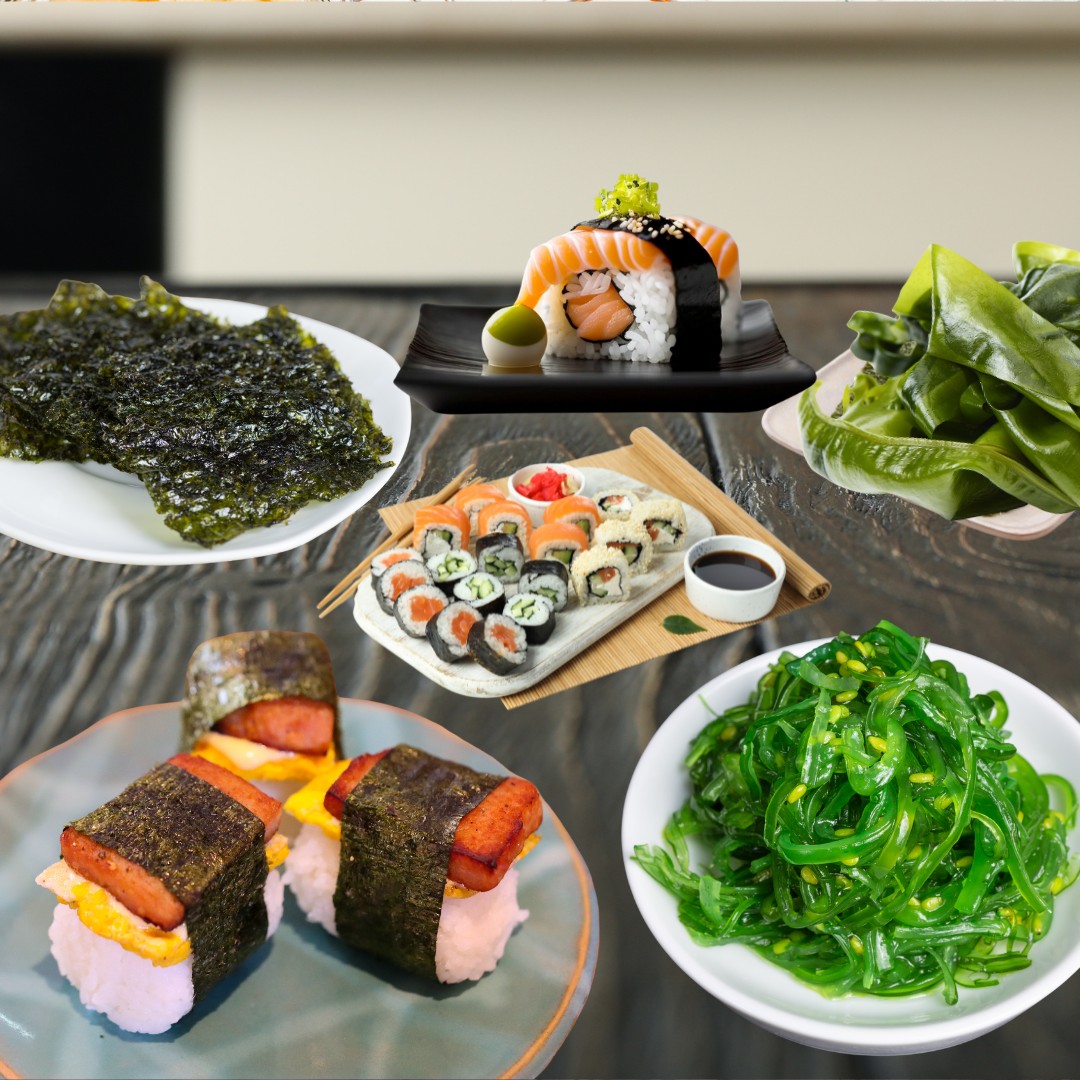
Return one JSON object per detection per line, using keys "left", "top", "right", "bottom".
{"left": 595, "top": 173, "right": 661, "bottom": 219}
{"left": 633, "top": 620, "right": 1079, "bottom": 1004}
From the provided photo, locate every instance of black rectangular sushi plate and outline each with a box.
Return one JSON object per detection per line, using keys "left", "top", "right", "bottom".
{"left": 395, "top": 300, "right": 814, "bottom": 415}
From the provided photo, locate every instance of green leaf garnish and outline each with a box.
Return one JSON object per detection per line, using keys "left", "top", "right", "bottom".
{"left": 663, "top": 615, "right": 706, "bottom": 635}
{"left": 595, "top": 173, "right": 661, "bottom": 219}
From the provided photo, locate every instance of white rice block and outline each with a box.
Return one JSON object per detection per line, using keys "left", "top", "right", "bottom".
{"left": 46, "top": 870, "right": 284, "bottom": 1035}
{"left": 283, "top": 822, "right": 528, "bottom": 983}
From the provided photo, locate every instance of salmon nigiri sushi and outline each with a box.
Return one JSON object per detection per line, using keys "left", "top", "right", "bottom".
{"left": 512, "top": 173, "right": 741, "bottom": 367}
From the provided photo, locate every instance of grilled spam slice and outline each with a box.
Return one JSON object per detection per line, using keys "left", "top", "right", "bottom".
{"left": 212, "top": 696, "right": 336, "bottom": 755}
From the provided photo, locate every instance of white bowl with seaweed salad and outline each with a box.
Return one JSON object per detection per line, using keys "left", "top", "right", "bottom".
{"left": 622, "top": 622, "right": 1080, "bottom": 1055}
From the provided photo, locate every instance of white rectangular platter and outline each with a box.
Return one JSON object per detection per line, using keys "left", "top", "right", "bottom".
{"left": 353, "top": 466, "right": 712, "bottom": 698}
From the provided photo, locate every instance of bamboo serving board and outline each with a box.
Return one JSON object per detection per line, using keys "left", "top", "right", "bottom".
{"left": 360, "top": 427, "right": 831, "bottom": 709}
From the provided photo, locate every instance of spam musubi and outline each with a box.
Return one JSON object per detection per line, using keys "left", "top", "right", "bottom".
{"left": 36, "top": 754, "right": 288, "bottom": 1034}
{"left": 180, "top": 630, "right": 342, "bottom": 787}
{"left": 283, "top": 745, "right": 542, "bottom": 983}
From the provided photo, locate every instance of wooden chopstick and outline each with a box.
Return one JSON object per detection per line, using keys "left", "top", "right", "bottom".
{"left": 317, "top": 464, "right": 478, "bottom": 619}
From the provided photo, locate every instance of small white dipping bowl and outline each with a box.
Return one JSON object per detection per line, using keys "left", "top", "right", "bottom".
{"left": 683, "top": 534, "right": 786, "bottom": 623}
{"left": 507, "top": 463, "right": 588, "bottom": 526}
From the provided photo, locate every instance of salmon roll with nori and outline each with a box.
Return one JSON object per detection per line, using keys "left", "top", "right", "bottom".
{"left": 282, "top": 745, "right": 542, "bottom": 983}
{"left": 412, "top": 504, "right": 470, "bottom": 560}
{"left": 468, "top": 613, "right": 528, "bottom": 675}
{"left": 180, "top": 631, "right": 342, "bottom": 790}
{"left": 476, "top": 500, "right": 532, "bottom": 545}
{"left": 376, "top": 560, "right": 434, "bottom": 615}
{"left": 395, "top": 583, "right": 449, "bottom": 638}
{"left": 426, "top": 601, "right": 484, "bottom": 663}
{"left": 36, "top": 754, "right": 288, "bottom": 1034}
{"left": 370, "top": 547, "right": 423, "bottom": 589}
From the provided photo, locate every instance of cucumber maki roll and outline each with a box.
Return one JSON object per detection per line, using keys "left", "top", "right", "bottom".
{"left": 36, "top": 754, "right": 288, "bottom": 1034}
{"left": 468, "top": 614, "right": 528, "bottom": 675}
{"left": 282, "top": 745, "right": 542, "bottom": 983}
{"left": 504, "top": 592, "right": 556, "bottom": 645}
{"left": 518, "top": 559, "right": 570, "bottom": 612}
{"left": 426, "top": 549, "right": 478, "bottom": 596}
{"left": 475, "top": 533, "right": 525, "bottom": 585}
{"left": 452, "top": 572, "right": 505, "bottom": 616}
{"left": 426, "top": 601, "right": 484, "bottom": 663}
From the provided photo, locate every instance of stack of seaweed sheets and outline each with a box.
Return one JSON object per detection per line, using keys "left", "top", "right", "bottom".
{"left": 0, "top": 278, "right": 392, "bottom": 547}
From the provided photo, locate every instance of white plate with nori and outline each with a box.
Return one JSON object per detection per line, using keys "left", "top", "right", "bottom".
{"left": 0, "top": 296, "right": 411, "bottom": 565}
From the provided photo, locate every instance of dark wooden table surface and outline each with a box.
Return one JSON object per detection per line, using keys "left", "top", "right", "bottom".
{"left": 2, "top": 280, "right": 1078, "bottom": 1079}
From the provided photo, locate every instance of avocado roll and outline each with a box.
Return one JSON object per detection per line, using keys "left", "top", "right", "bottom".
{"left": 36, "top": 754, "right": 288, "bottom": 1034}
{"left": 475, "top": 532, "right": 525, "bottom": 584}
{"left": 180, "top": 631, "right": 342, "bottom": 789}
{"left": 504, "top": 591, "right": 556, "bottom": 645}
{"left": 452, "top": 571, "right": 505, "bottom": 616}
{"left": 426, "top": 548, "right": 477, "bottom": 595}
{"left": 518, "top": 559, "right": 570, "bottom": 612}
{"left": 283, "top": 745, "right": 542, "bottom": 983}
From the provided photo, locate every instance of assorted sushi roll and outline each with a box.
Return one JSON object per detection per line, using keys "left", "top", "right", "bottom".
{"left": 593, "top": 487, "right": 640, "bottom": 521}
{"left": 180, "top": 631, "right": 342, "bottom": 787}
{"left": 477, "top": 499, "right": 532, "bottom": 545}
{"left": 512, "top": 173, "right": 742, "bottom": 367}
{"left": 504, "top": 592, "right": 557, "bottom": 645}
{"left": 593, "top": 518, "right": 654, "bottom": 576}
{"left": 412, "top": 505, "right": 470, "bottom": 559}
{"left": 36, "top": 753, "right": 288, "bottom": 1034}
{"left": 283, "top": 745, "right": 542, "bottom": 983}
{"left": 370, "top": 547, "right": 423, "bottom": 586}
{"left": 468, "top": 614, "right": 529, "bottom": 675}
{"left": 475, "top": 532, "right": 525, "bottom": 584}
{"left": 630, "top": 498, "right": 688, "bottom": 551}
{"left": 426, "top": 601, "right": 485, "bottom": 664}
{"left": 453, "top": 571, "right": 505, "bottom": 616}
{"left": 426, "top": 548, "right": 478, "bottom": 595}
{"left": 529, "top": 521, "right": 590, "bottom": 566}
{"left": 543, "top": 494, "right": 601, "bottom": 542}
{"left": 377, "top": 560, "right": 434, "bottom": 615}
{"left": 518, "top": 559, "right": 570, "bottom": 612}
{"left": 395, "top": 583, "right": 450, "bottom": 639}
{"left": 571, "top": 546, "right": 633, "bottom": 605}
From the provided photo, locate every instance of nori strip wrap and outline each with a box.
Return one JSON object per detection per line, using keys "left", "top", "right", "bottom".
{"left": 333, "top": 744, "right": 502, "bottom": 979}
{"left": 574, "top": 214, "right": 724, "bottom": 369}
{"left": 180, "top": 630, "right": 341, "bottom": 754}
{"left": 67, "top": 762, "right": 268, "bottom": 1000}
{"left": 0, "top": 278, "right": 393, "bottom": 546}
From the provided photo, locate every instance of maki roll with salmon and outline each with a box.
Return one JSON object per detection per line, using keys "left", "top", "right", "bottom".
{"left": 180, "top": 631, "right": 341, "bottom": 788}
{"left": 426, "top": 601, "right": 484, "bottom": 663}
{"left": 395, "top": 583, "right": 449, "bottom": 638}
{"left": 376, "top": 559, "right": 434, "bottom": 615}
{"left": 513, "top": 173, "right": 742, "bottom": 367}
{"left": 370, "top": 547, "right": 423, "bottom": 585}
{"left": 412, "top": 504, "right": 470, "bottom": 559}
{"left": 468, "top": 613, "right": 528, "bottom": 675}
{"left": 36, "top": 754, "right": 288, "bottom": 1034}
{"left": 282, "top": 745, "right": 541, "bottom": 983}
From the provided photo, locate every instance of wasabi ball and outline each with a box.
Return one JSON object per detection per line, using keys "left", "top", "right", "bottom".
{"left": 482, "top": 305, "right": 547, "bottom": 369}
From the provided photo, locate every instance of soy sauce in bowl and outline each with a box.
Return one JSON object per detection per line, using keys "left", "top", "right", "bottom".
{"left": 692, "top": 550, "right": 777, "bottom": 592}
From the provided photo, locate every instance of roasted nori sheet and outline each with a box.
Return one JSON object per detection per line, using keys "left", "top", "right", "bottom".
{"left": 334, "top": 744, "right": 502, "bottom": 979}
{"left": 0, "top": 278, "right": 393, "bottom": 546}
{"left": 180, "top": 630, "right": 341, "bottom": 753}
{"left": 68, "top": 762, "right": 269, "bottom": 1000}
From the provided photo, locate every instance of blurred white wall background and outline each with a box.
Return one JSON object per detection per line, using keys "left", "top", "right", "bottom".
{"left": 12, "top": 3, "right": 1080, "bottom": 283}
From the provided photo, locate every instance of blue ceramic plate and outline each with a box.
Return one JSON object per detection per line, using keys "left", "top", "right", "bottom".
{"left": 0, "top": 701, "right": 597, "bottom": 1079}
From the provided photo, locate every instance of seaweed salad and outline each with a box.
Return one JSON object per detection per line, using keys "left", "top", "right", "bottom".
{"left": 0, "top": 278, "right": 393, "bottom": 546}
{"left": 634, "top": 621, "right": 1078, "bottom": 1004}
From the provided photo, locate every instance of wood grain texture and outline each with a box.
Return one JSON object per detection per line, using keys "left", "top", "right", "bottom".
{"left": 1, "top": 281, "right": 1079, "bottom": 1080}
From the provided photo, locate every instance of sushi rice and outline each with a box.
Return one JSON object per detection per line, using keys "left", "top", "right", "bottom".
{"left": 284, "top": 823, "right": 528, "bottom": 984}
